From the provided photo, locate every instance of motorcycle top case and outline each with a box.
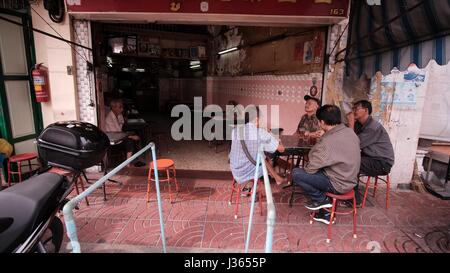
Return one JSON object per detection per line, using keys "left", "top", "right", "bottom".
{"left": 37, "top": 121, "right": 110, "bottom": 171}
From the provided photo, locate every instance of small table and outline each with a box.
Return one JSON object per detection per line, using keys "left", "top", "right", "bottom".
{"left": 278, "top": 134, "right": 315, "bottom": 206}
{"left": 425, "top": 144, "right": 450, "bottom": 200}
{"left": 123, "top": 119, "right": 151, "bottom": 144}
{"left": 92, "top": 132, "right": 129, "bottom": 200}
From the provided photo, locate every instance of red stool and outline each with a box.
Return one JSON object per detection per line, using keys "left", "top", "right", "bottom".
{"left": 146, "top": 159, "right": 179, "bottom": 204}
{"left": 7, "top": 153, "right": 39, "bottom": 186}
{"left": 360, "top": 174, "right": 390, "bottom": 209}
{"left": 47, "top": 167, "right": 90, "bottom": 206}
{"left": 310, "top": 190, "right": 357, "bottom": 243}
{"left": 229, "top": 179, "right": 263, "bottom": 219}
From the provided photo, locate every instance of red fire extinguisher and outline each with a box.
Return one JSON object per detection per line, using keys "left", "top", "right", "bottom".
{"left": 32, "top": 63, "right": 51, "bottom": 102}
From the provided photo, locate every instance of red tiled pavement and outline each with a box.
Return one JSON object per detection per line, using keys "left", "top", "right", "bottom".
{"left": 63, "top": 175, "right": 450, "bottom": 253}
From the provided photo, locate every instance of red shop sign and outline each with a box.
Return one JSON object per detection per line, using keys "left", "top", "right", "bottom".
{"left": 66, "top": 0, "right": 349, "bottom": 17}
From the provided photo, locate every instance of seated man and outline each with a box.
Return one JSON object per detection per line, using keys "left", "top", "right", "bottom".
{"left": 348, "top": 100, "right": 395, "bottom": 205}
{"left": 229, "top": 105, "right": 287, "bottom": 195}
{"left": 105, "top": 98, "right": 146, "bottom": 167}
{"left": 297, "top": 95, "right": 323, "bottom": 138}
{"left": 292, "top": 105, "right": 361, "bottom": 224}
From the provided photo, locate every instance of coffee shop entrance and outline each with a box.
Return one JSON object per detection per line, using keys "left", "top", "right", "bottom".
{"left": 67, "top": 0, "right": 350, "bottom": 171}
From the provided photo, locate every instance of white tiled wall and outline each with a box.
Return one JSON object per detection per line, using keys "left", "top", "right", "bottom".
{"left": 73, "top": 20, "right": 97, "bottom": 125}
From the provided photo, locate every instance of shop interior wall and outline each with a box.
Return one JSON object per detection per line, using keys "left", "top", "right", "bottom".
{"left": 31, "top": 2, "right": 78, "bottom": 126}
{"left": 208, "top": 26, "right": 326, "bottom": 134}
{"left": 91, "top": 23, "right": 208, "bottom": 118}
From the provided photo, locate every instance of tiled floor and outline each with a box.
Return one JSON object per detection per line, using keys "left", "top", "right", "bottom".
{"left": 61, "top": 171, "right": 450, "bottom": 253}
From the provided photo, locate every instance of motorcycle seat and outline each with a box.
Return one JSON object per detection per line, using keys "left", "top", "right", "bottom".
{"left": 0, "top": 173, "right": 65, "bottom": 253}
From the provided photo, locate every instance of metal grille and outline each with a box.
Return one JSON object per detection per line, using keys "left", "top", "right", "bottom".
{"left": 0, "top": 0, "right": 29, "bottom": 10}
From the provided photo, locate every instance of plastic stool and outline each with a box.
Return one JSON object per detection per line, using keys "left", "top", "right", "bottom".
{"left": 229, "top": 179, "right": 263, "bottom": 219}
{"left": 310, "top": 190, "right": 357, "bottom": 243}
{"left": 7, "top": 153, "right": 39, "bottom": 186}
{"left": 360, "top": 174, "right": 390, "bottom": 209}
{"left": 146, "top": 159, "right": 179, "bottom": 203}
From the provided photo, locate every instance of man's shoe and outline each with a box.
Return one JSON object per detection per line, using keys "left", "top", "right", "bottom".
{"left": 133, "top": 161, "right": 146, "bottom": 167}
{"left": 312, "top": 211, "right": 335, "bottom": 225}
{"left": 305, "top": 199, "right": 332, "bottom": 211}
{"left": 240, "top": 187, "right": 251, "bottom": 197}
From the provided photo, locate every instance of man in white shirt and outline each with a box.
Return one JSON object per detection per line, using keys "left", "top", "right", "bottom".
{"left": 105, "top": 99, "right": 145, "bottom": 167}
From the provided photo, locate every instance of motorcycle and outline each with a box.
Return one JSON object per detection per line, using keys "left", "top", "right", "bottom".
{"left": 0, "top": 171, "right": 73, "bottom": 253}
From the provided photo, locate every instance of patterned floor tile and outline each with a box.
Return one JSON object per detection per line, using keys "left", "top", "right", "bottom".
{"left": 76, "top": 218, "right": 129, "bottom": 244}
{"left": 202, "top": 223, "right": 246, "bottom": 249}
{"left": 167, "top": 200, "right": 208, "bottom": 222}
{"left": 113, "top": 219, "right": 162, "bottom": 247}
{"left": 131, "top": 200, "right": 173, "bottom": 221}
{"left": 93, "top": 197, "right": 139, "bottom": 219}
{"left": 205, "top": 201, "right": 245, "bottom": 223}
{"left": 399, "top": 226, "right": 450, "bottom": 253}
{"left": 159, "top": 220, "right": 205, "bottom": 248}
{"left": 175, "top": 184, "right": 213, "bottom": 202}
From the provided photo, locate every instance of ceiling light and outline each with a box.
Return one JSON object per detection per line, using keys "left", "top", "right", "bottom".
{"left": 218, "top": 47, "right": 238, "bottom": 55}
{"left": 190, "top": 64, "right": 201, "bottom": 69}
{"left": 190, "top": 60, "right": 201, "bottom": 66}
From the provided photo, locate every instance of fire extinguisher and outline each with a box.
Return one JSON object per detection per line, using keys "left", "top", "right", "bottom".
{"left": 32, "top": 63, "right": 51, "bottom": 102}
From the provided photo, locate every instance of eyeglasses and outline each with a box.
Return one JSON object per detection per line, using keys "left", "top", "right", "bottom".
{"left": 352, "top": 106, "right": 364, "bottom": 112}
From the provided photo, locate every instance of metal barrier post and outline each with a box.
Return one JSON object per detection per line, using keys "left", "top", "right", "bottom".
{"left": 244, "top": 152, "right": 262, "bottom": 253}
{"left": 244, "top": 149, "right": 276, "bottom": 253}
{"left": 260, "top": 151, "right": 276, "bottom": 253}
{"left": 150, "top": 146, "right": 166, "bottom": 253}
{"left": 62, "top": 142, "right": 166, "bottom": 253}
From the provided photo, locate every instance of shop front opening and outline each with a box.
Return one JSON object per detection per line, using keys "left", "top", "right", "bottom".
{"left": 89, "top": 21, "right": 329, "bottom": 173}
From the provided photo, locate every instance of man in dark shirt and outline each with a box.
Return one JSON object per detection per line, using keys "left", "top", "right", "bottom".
{"left": 348, "top": 100, "right": 395, "bottom": 205}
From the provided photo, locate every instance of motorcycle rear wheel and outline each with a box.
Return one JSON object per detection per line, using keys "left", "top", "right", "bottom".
{"left": 36, "top": 217, "right": 64, "bottom": 253}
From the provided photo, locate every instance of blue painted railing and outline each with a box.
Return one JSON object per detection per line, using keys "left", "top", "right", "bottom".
{"left": 62, "top": 142, "right": 167, "bottom": 253}
{"left": 244, "top": 150, "right": 276, "bottom": 253}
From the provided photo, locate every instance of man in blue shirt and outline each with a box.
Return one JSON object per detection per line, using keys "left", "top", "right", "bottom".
{"left": 229, "top": 105, "right": 287, "bottom": 194}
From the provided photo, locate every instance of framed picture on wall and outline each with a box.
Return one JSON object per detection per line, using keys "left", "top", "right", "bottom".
{"left": 123, "top": 36, "right": 137, "bottom": 55}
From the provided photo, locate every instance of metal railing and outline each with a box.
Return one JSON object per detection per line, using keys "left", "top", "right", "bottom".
{"left": 244, "top": 150, "right": 276, "bottom": 253}
{"left": 62, "top": 142, "right": 167, "bottom": 253}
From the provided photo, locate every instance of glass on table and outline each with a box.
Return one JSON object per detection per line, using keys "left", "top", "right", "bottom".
{"left": 298, "top": 127, "right": 306, "bottom": 140}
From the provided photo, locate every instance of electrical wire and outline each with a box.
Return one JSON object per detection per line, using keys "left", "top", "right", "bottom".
{"left": 30, "top": 6, "right": 90, "bottom": 63}
{"left": 30, "top": 5, "right": 95, "bottom": 107}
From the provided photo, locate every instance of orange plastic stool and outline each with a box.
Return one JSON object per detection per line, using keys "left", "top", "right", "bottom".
{"left": 146, "top": 159, "right": 179, "bottom": 204}
{"left": 310, "top": 190, "right": 357, "bottom": 243}
{"left": 360, "top": 174, "right": 390, "bottom": 209}
{"left": 7, "top": 153, "right": 39, "bottom": 186}
{"left": 229, "top": 179, "right": 263, "bottom": 219}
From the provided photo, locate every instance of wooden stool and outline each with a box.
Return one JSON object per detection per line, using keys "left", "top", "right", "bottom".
{"left": 229, "top": 179, "right": 263, "bottom": 219}
{"left": 360, "top": 174, "right": 391, "bottom": 209}
{"left": 146, "top": 159, "right": 179, "bottom": 204}
{"left": 7, "top": 153, "right": 39, "bottom": 186}
{"left": 310, "top": 190, "right": 357, "bottom": 243}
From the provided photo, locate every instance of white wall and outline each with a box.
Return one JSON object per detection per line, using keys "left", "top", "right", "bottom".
{"left": 31, "top": 1, "right": 78, "bottom": 126}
